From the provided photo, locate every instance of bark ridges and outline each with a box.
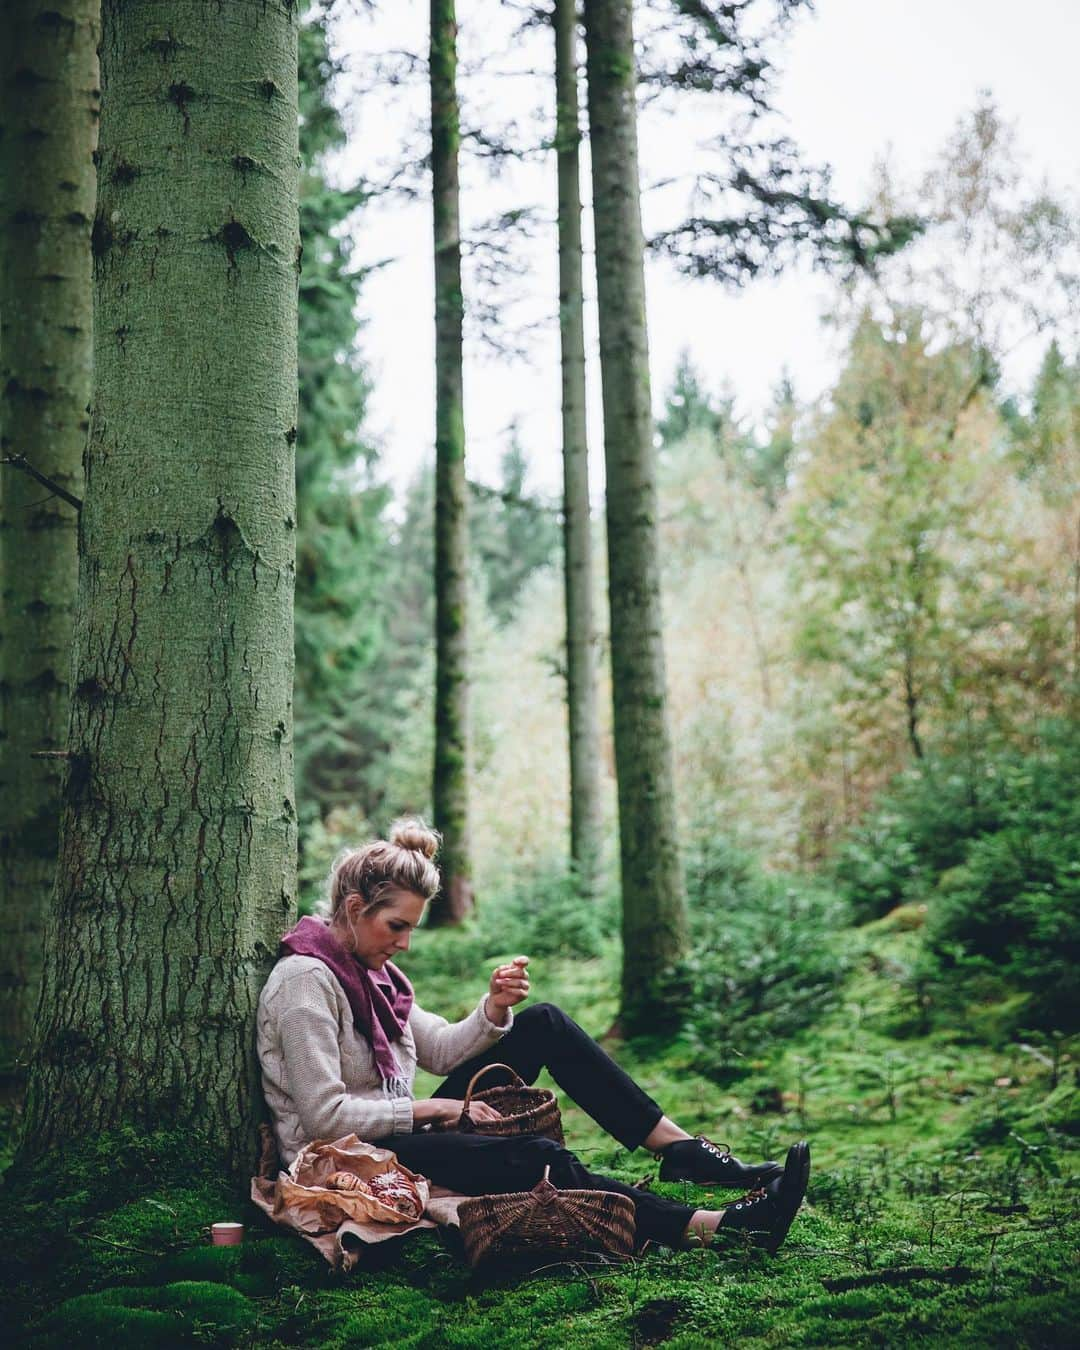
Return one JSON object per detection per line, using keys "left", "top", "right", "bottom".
{"left": 583, "top": 0, "right": 688, "bottom": 1031}
{"left": 0, "top": 0, "right": 98, "bottom": 1098}
{"left": 22, "top": 0, "right": 299, "bottom": 1169}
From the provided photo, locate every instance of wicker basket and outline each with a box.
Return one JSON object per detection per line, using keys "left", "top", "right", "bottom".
{"left": 453, "top": 1063, "right": 564, "bottom": 1145}
{"left": 457, "top": 1165, "right": 636, "bottom": 1268}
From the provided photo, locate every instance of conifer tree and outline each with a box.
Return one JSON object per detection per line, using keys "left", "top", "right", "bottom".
{"left": 21, "top": 0, "right": 299, "bottom": 1168}
{"left": 471, "top": 434, "right": 560, "bottom": 626}
{"left": 656, "top": 350, "right": 722, "bottom": 450}
{"left": 294, "top": 11, "right": 388, "bottom": 838}
{"left": 553, "top": 0, "right": 602, "bottom": 898}
{"left": 429, "top": 0, "right": 472, "bottom": 923}
{"left": 0, "top": 0, "right": 97, "bottom": 1098}
{"left": 583, "top": 0, "right": 688, "bottom": 1031}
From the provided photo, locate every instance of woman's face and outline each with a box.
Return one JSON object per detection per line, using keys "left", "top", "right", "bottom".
{"left": 344, "top": 888, "right": 427, "bottom": 969}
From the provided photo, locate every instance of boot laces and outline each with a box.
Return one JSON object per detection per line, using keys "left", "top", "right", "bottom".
{"left": 730, "top": 1186, "right": 767, "bottom": 1212}
{"left": 696, "top": 1135, "right": 732, "bottom": 1162}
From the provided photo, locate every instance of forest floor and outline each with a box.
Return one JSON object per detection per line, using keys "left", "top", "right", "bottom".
{"left": 3, "top": 908, "right": 1077, "bottom": 1348}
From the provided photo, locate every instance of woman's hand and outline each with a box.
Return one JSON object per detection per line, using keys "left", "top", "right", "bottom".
{"left": 411, "top": 1097, "right": 504, "bottom": 1126}
{"left": 485, "top": 955, "right": 530, "bottom": 1026}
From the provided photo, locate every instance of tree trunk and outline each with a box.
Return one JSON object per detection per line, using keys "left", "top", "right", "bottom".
{"left": 20, "top": 0, "right": 299, "bottom": 1172}
{"left": 583, "top": 0, "right": 687, "bottom": 1032}
{"left": 429, "top": 0, "right": 472, "bottom": 924}
{"left": 554, "top": 0, "right": 603, "bottom": 900}
{"left": 0, "top": 0, "right": 97, "bottom": 1102}
{"left": 902, "top": 643, "right": 925, "bottom": 761}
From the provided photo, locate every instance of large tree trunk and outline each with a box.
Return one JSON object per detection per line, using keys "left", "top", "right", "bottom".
{"left": 554, "top": 0, "right": 602, "bottom": 899}
{"left": 583, "top": 0, "right": 687, "bottom": 1032}
{"left": 429, "top": 0, "right": 472, "bottom": 924}
{"left": 0, "top": 0, "right": 97, "bottom": 1102}
{"left": 20, "top": 0, "right": 299, "bottom": 1171}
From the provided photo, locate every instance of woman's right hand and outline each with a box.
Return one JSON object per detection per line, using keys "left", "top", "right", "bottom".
{"left": 411, "top": 1097, "right": 504, "bottom": 1127}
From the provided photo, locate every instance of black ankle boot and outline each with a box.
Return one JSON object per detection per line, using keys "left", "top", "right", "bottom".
{"left": 658, "top": 1135, "right": 784, "bottom": 1188}
{"left": 713, "top": 1141, "right": 810, "bottom": 1253}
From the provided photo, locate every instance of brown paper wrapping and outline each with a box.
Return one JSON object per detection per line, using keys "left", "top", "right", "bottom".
{"left": 251, "top": 1133, "right": 465, "bottom": 1271}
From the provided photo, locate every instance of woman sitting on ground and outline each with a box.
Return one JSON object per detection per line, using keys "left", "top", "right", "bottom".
{"left": 257, "top": 819, "right": 810, "bottom": 1252}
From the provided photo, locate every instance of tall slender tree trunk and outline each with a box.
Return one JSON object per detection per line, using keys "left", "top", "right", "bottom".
{"left": 0, "top": 0, "right": 97, "bottom": 1102}
{"left": 20, "top": 0, "right": 299, "bottom": 1170}
{"left": 583, "top": 0, "right": 687, "bottom": 1032}
{"left": 429, "top": 0, "right": 472, "bottom": 924}
{"left": 554, "top": 0, "right": 603, "bottom": 900}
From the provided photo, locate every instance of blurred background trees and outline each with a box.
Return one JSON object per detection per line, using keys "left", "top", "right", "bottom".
{"left": 283, "top": 6, "right": 1076, "bottom": 1039}
{"left": 1, "top": 2, "right": 1074, "bottom": 1155}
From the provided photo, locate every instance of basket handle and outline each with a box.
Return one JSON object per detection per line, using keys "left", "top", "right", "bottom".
{"left": 531, "top": 1164, "right": 558, "bottom": 1199}
{"left": 462, "top": 1062, "right": 527, "bottom": 1109}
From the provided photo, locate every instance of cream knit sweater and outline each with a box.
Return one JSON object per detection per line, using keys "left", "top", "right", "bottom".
{"left": 257, "top": 954, "right": 513, "bottom": 1165}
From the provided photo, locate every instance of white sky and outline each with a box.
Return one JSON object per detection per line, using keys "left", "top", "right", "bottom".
{"left": 329, "top": 0, "right": 1080, "bottom": 496}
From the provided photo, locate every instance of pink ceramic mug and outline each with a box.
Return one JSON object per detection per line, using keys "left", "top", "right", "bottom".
{"left": 211, "top": 1222, "right": 244, "bottom": 1246}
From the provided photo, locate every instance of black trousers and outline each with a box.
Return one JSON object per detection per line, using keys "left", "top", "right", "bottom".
{"left": 377, "top": 1002, "right": 696, "bottom": 1249}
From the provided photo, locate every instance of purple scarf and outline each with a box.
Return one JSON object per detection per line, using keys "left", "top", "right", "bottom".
{"left": 280, "top": 915, "right": 414, "bottom": 1097}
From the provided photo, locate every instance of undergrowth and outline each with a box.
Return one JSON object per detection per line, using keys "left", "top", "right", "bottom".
{"left": 3, "top": 904, "right": 1076, "bottom": 1347}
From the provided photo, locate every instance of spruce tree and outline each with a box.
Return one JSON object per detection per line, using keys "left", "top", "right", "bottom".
{"left": 583, "top": 0, "right": 688, "bottom": 1031}
{"left": 0, "top": 0, "right": 97, "bottom": 1098}
{"left": 554, "top": 0, "right": 603, "bottom": 899}
{"left": 21, "top": 0, "right": 299, "bottom": 1168}
{"left": 656, "top": 350, "right": 722, "bottom": 450}
{"left": 294, "top": 11, "right": 388, "bottom": 837}
{"left": 429, "top": 0, "right": 472, "bottom": 923}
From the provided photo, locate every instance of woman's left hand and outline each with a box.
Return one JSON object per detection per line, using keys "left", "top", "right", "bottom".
{"left": 485, "top": 955, "right": 530, "bottom": 1025}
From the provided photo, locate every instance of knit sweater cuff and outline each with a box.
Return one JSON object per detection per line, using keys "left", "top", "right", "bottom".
{"left": 392, "top": 1093, "right": 415, "bottom": 1135}
{"left": 477, "top": 998, "right": 514, "bottom": 1037}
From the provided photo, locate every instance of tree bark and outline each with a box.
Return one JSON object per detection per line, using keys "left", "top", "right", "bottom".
{"left": 554, "top": 0, "right": 603, "bottom": 900}
{"left": 20, "top": 0, "right": 299, "bottom": 1171}
{"left": 429, "top": 0, "right": 472, "bottom": 924}
{"left": 583, "top": 0, "right": 687, "bottom": 1031}
{"left": 0, "top": 0, "right": 97, "bottom": 1101}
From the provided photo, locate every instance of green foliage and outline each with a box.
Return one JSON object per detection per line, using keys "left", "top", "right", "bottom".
{"left": 470, "top": 432, "right": 561, "bottom": 626}
{"left": 744, "top": 371, "right": 797, "bottom": 509}
{"left": 390, "top": 867, "right": 618, "bottom": 1028}
{"left": 682, "top": 838, "right": 850, "bottom": 1082}
{"left": 1015, "top": 339, "right": 1080, "bottom": 481}
{"left": 792, "top": 314, "right": 1010, "bottom": 761}
{"left": 925, "top": 725, "right": 1080, "bottom": 1032}
{"left": 834, "top": 754, "right": 1013, "bottom": 923}
{"left": 297, "top": 803, "right": 373, "bottom": 914}
{"left": 294, "top": 8, "right": 390, "bottom": 844}
{"left": 471, "top": 863, "right": 615, "bottom": 961}
{"left": 832, "top": 724, "right": 1080, "bottom": 1033}
{"left": 657, "top": 349, "right": 723, "bottom": 449}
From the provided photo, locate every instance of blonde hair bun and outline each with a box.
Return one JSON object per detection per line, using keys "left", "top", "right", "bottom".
{"left": 389, "top": 817, "right": 441, "bottom": 860}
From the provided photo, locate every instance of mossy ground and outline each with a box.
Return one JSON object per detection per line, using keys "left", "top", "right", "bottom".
{"left": 3, "top": 913, "right": 1076, "bottom": 1348}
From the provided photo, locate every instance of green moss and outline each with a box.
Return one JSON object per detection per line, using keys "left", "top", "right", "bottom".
{"left": 30, "top": 1301, "right": 177, "bottom": 1350}
{"left": 0, "top": 1127, "right": 248, "bottom": 1328}
{"left": 4, "top": 920, "right": 1077, "bottom": 1349}
{"left": 323, "top": 1286, "right": 442, "bottom": 1348}
{"left": 30, "top": 1281, "right": 257, "bottom": 1348}
{"left": 153, "top": 1242, "right": 278, "bottom": 1296}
